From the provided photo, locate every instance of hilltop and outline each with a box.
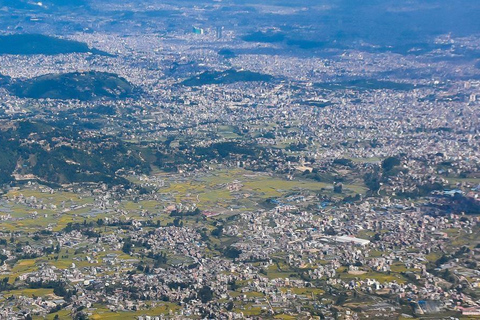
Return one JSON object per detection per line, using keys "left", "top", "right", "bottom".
{"left": 182, "top": 69, "right": 273, "bottom": 86}
{"left": 0, "top": 34, "right": 108, "bottom": 55}
{"left": 9, "top": 71, "right": 134, "bottom": 101}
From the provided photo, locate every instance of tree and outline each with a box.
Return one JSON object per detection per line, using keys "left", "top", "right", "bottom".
{"left": 211, "top": 225, "right": 223, "bottom": 237}
{"left": 73, "top": 311, "right": 89, "bottom": 320}
{"left": 226, "top": 301, "right": 234, "bottom": 311}
{"left": 0, "top": 253, "right": 7, "bottom": 265}
{"left": 198, "top": 286, "right": 214, "bottom": 303}
{"left": 333, "top": 183, "right": 343, "bottom": 193}
{"left": 325, "top": 226, "right": 336, "bottom": 236}
{"left": 122, "top": 238, "right": 132, "bottom": 254}
{"left": 364, "top": 167, "right": 381, "bottom": 192}
{"left": 435, "top": 254, "right": 450, "bottom": 267}
{"left": 335, "top": 293, "right": 347, "bottom": 305}
{"left": 382, "top": 156, "right": 400, "bottom": 172}
{"left": 223, "top": 246, "right": 242, "bottom": 259}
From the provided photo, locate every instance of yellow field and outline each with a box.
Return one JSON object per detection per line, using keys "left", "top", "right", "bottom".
{"left": 5, "top": 259, "right": 39, "bottom": 284}
{"left": 6, "top": 288, "right": 54, "bottom": 298}
{"left": 89, "top": 303, "right": 181, "bottom": 319}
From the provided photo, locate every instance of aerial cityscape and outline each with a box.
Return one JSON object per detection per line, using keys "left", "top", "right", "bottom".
{"left": 0, "top": 0, "right": 479, "bottom": 319}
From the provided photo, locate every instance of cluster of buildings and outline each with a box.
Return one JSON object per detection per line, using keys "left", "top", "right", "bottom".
{"left": 0, "top": 1, "right": 479, "bottom": 319}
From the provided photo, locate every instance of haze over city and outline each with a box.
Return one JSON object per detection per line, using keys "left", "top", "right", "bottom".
{"left": 0, "top": 1, "right": 479, "bottom": 319}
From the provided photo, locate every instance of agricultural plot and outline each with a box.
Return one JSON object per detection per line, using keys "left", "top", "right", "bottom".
{"left": 151, "top": 167, "right": 367, "bottom": 214}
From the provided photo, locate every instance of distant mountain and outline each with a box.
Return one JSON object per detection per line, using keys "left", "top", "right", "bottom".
{"left": 315, "top": 79, "right": 419, "bottom": 91}
{"left": 0, "top": 73, "right": 10, "bottom": 86}
{"left": 218, "top": 49, "right": 236, "bottom": 59}
{"left": 242, "top": 31, "right": 285, "bottom": 43}
{"left": 182, "top": 69, "right": 273, "bottom": 86}
{"left": 0, "top": 34, "right": 109, "bottom": 55}
{"left": 0, "top": 0, "right": 87, "bottom": 10}
{"left": 39, "top": 0, "right": 87, "bottom": 6}
{"left": 10, "top": 71, "right": 134, "bottom": 101}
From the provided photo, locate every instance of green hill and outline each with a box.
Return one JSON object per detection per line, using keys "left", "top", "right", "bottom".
{"left": 0, "top": 120, "right": 149, "bottom": 186}
{"left": 0, "top": 74, "right": 10, "bottom": 86}
{"left": 0, "top": 0, "right": 87, "bottom": 10}
{"left": 182, "top": 69, "right": 273, "bottom": 86}
{"left": 0, "top": 34, "right": 108, "bottom": 55}
{"left": 10, "top": 71, "right": 134, "bottom": 101}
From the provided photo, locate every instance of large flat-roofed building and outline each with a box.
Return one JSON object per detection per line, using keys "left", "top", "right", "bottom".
{"left": 333, "top": 235, "right": 371, "bottom": 247}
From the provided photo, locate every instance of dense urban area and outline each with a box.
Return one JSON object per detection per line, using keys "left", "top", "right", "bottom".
{"left": 0, "top": 0, "right": 479, "bottom": 319}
